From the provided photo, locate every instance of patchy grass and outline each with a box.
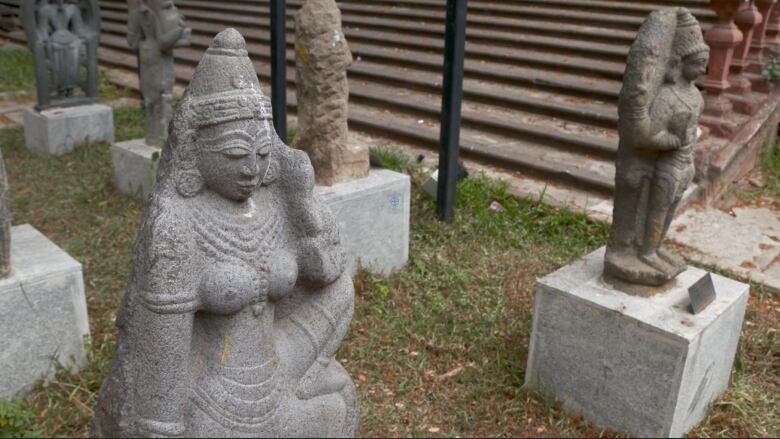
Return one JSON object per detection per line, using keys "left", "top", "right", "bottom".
{"left": 370, "top": 146, "right": 411, "bottom": 173}
{"left": 1, "top": 120, "right": 778, "bottom": 437}
{"left": 0, "top": 49, "right": 35, "bottom": 94}
{"left": 0, "top": 48, "right": 133, "bottom": 101}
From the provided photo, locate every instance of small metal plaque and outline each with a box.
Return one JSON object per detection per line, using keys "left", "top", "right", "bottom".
{"left": 689, "top": 273, "right": 716, "bottom": 314}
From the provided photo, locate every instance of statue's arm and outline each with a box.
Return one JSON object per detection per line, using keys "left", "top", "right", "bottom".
{"left": 280, "top": 149, "right": 346, "bottom": 287}
{"left": 132, "top": 215, "right": 199, "bottom": 437}
{"left": 131, "top": 306, "right": 194, "bottom": 437}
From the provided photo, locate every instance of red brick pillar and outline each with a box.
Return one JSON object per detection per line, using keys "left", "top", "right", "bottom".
{"left": 747, "top": 0, "right": 778, "bottom": 91}
{"left": 765, "top": 1, "right": 780, "bottom": 45}
{"left": 701, "top": 0, "right": 744, "bottom": 137}
{"left": 729, "top": 1, "right": 763, "bottom": 113}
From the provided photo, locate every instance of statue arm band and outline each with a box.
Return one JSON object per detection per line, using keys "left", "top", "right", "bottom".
{"left": 136, "top": 417, "right": 186, "bottom": 438}
{"left": 138, "top": 289, "right": 199, "bottom": 314}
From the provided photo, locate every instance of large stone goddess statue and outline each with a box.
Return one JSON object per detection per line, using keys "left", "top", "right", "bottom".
{"left": 92, "top": 29, "right": 358, "bottom": 437}
{"left": 605, "top": 8, "right": 709, "bottom": 287}
{"left": 128, "top": 0, "right": 191, "bottom": 145}
{"left": 21, "top": 0, "right": 100, "bottom": 109}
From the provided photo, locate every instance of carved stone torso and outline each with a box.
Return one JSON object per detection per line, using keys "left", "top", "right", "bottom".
{"left": 92, "top": 29, "right": 358, "bottom": 438}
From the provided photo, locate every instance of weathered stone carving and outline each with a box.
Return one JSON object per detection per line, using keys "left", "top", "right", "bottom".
{"left": 0, "top": 149, "right": 10, "bottom": 279}
{"left": 21, "top": 0, "right": 101, "bottom": 110}
{"left": 128, "top": 0, "right": 191, "bottom": 145}
{"left": 293, "top": 0, "right": 368, "bottom": 186}
{"left": 92, "top": 29, "right": 358, "bottom": 438}
{"left": 605, "top": 8, "right": 709, "bottom": 287}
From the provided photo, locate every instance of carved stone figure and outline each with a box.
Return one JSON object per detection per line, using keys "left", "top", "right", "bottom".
{"left": 293, "top": 0, "right": 368, "bottom": 186}
{"left": 21, "top": 0, "right": 100, "bottom": 110}
{"left": 91, "top": 29, "right": 358, "bottom": 438}
{"left": 0, "top": 149, "right": 10, "bottom": 279}
{"left": 605, "top": 8, "right": 709, "bottom": 287}
{"left": 128, "top": 0, "right": 191, "bottom": 145}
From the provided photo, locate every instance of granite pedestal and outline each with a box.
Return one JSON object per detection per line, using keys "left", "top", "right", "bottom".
{"left": 317, "top": 169, "right": 410, "bottom": 275}
{"left": 525, "top": 247, "right": 748, "bottom": 438}
{"left": 0, "top": 225, "right": 90, "bottom": 398}
{"left": 111, "top": 139, "right": 160, "bottom": 198}
{"left": 24, "top": 104, "right": 115, "bottom": 156}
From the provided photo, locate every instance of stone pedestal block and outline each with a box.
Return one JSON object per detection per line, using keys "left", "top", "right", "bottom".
{"left": 111, "top": 138, "right": 160, "bottom": 198}
{"left": 525, "top": 247, "right": 748, "bottom": 438}
{"left": 24, "top": 104, "right": 114, "bottom": 156}
{"left": 0, "top": 225, "right": 90, "bottom": 398}
{"left": 317, "top": 169, "right": 410, "bottom": 275}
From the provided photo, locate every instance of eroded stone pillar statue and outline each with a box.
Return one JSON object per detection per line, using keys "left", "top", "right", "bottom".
{"left": 21, "top": 0, "right": 100, "bottom": 110}
{"left": 92, "top": 29, "right": 358, "bottom": 438}
{"left": 605, "top": 8, "right": 709, "bottom": 287}
{"left": 293, "top": 0, "right": 368, "bottom": 186}
{"left": 0, "top": 149, "right": 10, "bottom": 279}
{"left": 128, "top": 0, "right": 191, "bottom": 145}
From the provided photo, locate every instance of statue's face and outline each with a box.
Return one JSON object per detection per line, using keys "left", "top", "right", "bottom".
{"left": 156, "top": 0, "right": 186, "bottom": 29}
{"left": 196, "top": 118, "right": 272, "bottom": 202}
{"left": 682, "top": 52, "right": 708, "bottom": 82}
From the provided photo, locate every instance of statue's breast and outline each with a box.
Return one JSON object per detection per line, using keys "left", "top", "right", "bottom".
{"left": 188, "top": 203, "right": 296, "bottom": 315}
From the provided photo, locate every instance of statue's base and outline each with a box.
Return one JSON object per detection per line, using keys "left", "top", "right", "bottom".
{"left": 111, "top": 139, "right": 160, "bottom": 199}
{"left": 0, "top": 225, "right": 90, "bottom": 398}
{"left": 524, "top": 247, "right": 748, "bottom": 438}
{"left": 23, "top": 104, "right": 114, "bottom": 156}
{"left": 317, "top": 169, "right": 410, "bottom": 276}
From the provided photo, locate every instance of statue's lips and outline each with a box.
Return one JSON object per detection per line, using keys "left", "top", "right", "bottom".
{"left": 236, "top": 181, "right": 259, "bottom": 190}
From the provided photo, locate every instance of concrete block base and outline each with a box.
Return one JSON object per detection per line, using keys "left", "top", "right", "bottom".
{"left": 0, "top": 225, "right": 90, "bottom": 398}
{"left": 111, "top": 138, "right": 160, "bottom": 198}
{"left": 525, "top": 247, "right": 749, "bottom": 438}
{"left": 24, "top": 104, "right": 115, "bottom": 156}
{"left": 317, "top": 169, "right": 410, "bottom": 275}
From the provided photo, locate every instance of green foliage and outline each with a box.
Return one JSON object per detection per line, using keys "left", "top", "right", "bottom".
{"left": 113, "top": 106, "right": 145, "bottom": 143}
{"left": 0, "top": 49, "right": 35, "bottom": 94}
{"left": 0, "top": 399, "right": 41, "bottom": 438}
{"left": 287, "top": 127, "right": 298, "bottom": 144}
{"left": 762, "top": 45, "right": 780, "bottom": 83}
{"left": 369, "top": 146, "right": 410, "bottom": 173}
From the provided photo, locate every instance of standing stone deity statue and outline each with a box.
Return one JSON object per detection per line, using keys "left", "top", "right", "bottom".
{"left": 21, "top": 0, "right": 100, "bottom": 110}
{"left": 128, "top": 0, "right": 191, "bottom": 145}
{"left": 605, "top": 8, "right": 710, "bottom": 287}
{"left": 293, "top": 0, "right": 369, "bottom": 186}
{"left": 0, "top": 149, "right": 10, "bottom": 279}
{"left": 91, "top": 29, "right": 358, "bottom": 438}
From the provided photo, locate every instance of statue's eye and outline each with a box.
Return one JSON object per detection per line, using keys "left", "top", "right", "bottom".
{"left": 255, "top": 140, "right": 271, "bottom": 156}
{"left": 220, "top": 147, "right": 250, "bottom": 158}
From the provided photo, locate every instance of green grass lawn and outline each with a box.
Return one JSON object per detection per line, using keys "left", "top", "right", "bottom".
{"left": 0, "top": 48, "right": 132, "bottom": 101}
{"left": 0, "top": 114, "right": 778, "bottom": 437}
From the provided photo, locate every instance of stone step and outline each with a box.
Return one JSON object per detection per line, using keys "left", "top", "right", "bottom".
{"left": 91, "top": 38, "right": 616, "bottom": 194}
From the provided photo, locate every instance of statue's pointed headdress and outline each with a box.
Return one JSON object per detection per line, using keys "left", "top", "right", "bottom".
{"left": 673, "top": 9, "right": 709, "bottom": 59}
{"left": 183, "top": 28, "right": 272, "bottom": 128}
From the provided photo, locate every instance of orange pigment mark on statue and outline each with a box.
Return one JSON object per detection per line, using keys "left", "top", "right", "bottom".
{"left": 221, "top": 336, "right": 232, "bottom": 365}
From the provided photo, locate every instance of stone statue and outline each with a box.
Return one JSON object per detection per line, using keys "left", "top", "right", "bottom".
{"left": 128, "top": 0, "right": 191, "bottom": 145}
{"left": 605, "top": 8, "right": 709, "bottom": 287}
{"left": 91, "top": 29, "right": 358, "bottom": 438}
{"left": 21, "top": 0, "right": 100, "bottom": 110}
{"left": 293, "top": 0, "right": 368, "bottom": 186}
{"left": 0, "top": 149, "right": 10, "bottom": 279}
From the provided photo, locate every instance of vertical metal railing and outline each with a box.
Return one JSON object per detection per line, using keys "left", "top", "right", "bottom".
{"left": 270, "top": 0, "right": 287, "bottom": 141}
{"left": 436, "top": 0, "right": 468, "bottom": 223}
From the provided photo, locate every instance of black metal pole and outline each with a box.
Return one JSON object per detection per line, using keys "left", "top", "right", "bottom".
{"left": 270, "top": 0, "right": 287, "bottom": 141}
{"left": 436, "top": 0, "right": 468, "bottom": 223}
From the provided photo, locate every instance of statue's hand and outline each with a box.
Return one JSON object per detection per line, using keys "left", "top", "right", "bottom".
{"left": 649, "top": 130, "right": 681, "bottom": 151}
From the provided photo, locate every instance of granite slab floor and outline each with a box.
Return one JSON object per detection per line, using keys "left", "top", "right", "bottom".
{"left": 670, "top": 206, "right": 780, "bottom": 292}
